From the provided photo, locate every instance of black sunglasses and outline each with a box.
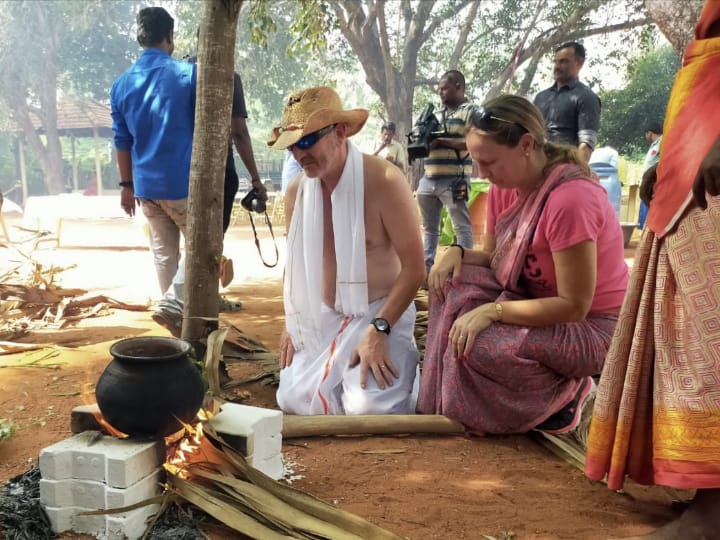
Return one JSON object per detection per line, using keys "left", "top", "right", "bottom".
{"left": 471, "top": 107, "right": 527, "bottom": 133}
{"left": 290, "top": 124, "right": 337, "bottom": 150}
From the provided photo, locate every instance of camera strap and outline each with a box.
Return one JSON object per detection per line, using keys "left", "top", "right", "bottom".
{"left": 247, "top": 211, "right": 279, "bottom": 268}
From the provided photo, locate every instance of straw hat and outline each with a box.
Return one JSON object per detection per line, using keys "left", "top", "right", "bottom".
{"left": 267, "top": 86, "right": 369, "bottom": 150}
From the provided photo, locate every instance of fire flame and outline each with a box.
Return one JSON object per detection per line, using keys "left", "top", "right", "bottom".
{"left": 165, "top": 408, "right": 212, "bottom": 478}
{"left": 82, "top": 382, "right": 129, "bottom": 438}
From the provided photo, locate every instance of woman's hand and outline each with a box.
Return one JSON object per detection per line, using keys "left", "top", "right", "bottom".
{"left": 279, "top": 330, "right": 295, "bottom": 369}
{"left": 449, "top": 303, "right": 497, "bottom": 358}
{"left": 428, "top": 245, "right": 463, "bottom": 301}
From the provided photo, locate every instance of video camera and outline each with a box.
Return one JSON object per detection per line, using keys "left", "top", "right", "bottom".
{"left": 407, "top": 103, "right": 443, "bottom": 163}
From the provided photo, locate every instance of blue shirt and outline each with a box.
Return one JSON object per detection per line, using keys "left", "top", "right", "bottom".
{"left": 110, "top": 48, "right": 196, "bottom": 200}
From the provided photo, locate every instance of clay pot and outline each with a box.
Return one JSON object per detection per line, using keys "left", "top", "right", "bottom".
{"left": 95, "top": 336, "right": 206, "bottom": 439}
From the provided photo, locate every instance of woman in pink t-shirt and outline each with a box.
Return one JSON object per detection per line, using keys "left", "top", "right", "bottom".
{"left": 417, "top": 95, "right": 628, "bottom": 436}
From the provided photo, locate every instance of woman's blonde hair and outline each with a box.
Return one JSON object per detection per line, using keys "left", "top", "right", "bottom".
{"left": 470, "top": 94, "right": 590, "bottom": 176}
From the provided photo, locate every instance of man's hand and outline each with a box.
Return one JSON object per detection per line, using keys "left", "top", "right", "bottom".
{"left": 639, "top": 164, "right": 658, "bottom": 206}
{"left": 279, "top": 330, "right": 295, "bottom": 369}
{"left": 252, "top": 178, "right": 268, "bottom": 201}
{"left": 349, "top": 327, "right": 398, "bottom": 390}
{"left": 120, "top": 186, "right": 136, "bottom": 217}
{"left": 692, "top": 137, "right": 720, "bottom": 210}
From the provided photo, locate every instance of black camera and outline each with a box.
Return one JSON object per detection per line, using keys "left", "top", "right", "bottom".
{"left": 407, "top": 103, "right": 442, "bottom": 163}
{"left": 241, "top": 188, "right": 266, "bottom": 214}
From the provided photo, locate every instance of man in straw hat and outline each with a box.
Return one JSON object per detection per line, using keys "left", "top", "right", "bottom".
{"left": 269, "top": 86, "right": 425, "bottom": 415}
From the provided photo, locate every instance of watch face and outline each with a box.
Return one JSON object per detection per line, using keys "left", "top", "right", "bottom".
{"left": 373, "top": 318, "right": 390, "bottom": 333}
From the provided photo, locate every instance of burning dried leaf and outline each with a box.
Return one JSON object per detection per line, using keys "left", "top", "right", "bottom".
{"left": 164, "top": 423, "right": 404, "bottom": 540}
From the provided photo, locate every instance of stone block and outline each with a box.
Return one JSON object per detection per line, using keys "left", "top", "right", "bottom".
{"left": 209, "top": 403, "right": 282, "bottom": 443}
{"left": 44, "top": 502, "right": 160, "bottom": 539}
{"left": 247, "top": 452, "right": 284, "bottom": 480}
{"left": 39, "top": 431, "right": 165, "bottom": 488}
{"left": 40, "top": 468, "right": 163, "bottom": 509}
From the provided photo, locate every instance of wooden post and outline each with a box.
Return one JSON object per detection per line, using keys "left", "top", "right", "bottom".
{"left": 18, "top": 138, "right": 28, "bottom": 206}
{"left": 182, "top": 0, "right": 243, "bottom": 341}
{"left": 281, "top": 414, "right": 465, "bottom": 439}
{"left": 93, "top": 126, "right": 103, "bottom": 196}
{"left": 71, "top": 135, "right": 79, "bottom": 191}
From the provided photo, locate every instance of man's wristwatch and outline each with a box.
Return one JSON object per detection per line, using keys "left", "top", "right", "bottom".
{"left": 370, "top": 317, "right": 391, "bottom": 335}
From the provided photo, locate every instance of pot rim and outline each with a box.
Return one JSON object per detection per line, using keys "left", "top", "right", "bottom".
{"left": 109, "top": 336, "right": 191, "bottom": 362}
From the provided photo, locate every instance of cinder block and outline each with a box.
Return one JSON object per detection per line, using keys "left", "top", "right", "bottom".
{"left": 40, "top": 468, "right": 164, "bottom": 509}
{"left": 247, "top": 453, "right": 284, "bottom": 480}
{"left": 215, "top": 432, "right": 282, "bottom": 460}
{"left": 209, "top": 403, "right": 282, "bottom": 443}
{"left": 39, "top": 432, "right": 165, "bottom": 488}
{"left": 44, "top": 502, "right": 160, "bottom": 539}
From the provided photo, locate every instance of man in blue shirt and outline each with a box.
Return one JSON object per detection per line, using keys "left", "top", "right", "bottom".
{"left": 110, "top": 7, "right": 195, "bottom": 334}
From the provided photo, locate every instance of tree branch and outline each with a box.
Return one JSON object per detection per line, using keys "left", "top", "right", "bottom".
{"left": 449, "top": 0, "right": 480, "bottom": 68}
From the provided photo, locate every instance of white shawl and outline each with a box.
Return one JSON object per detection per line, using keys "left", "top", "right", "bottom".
{"left": 283, "top": 141, "right": 368, "bottom": 356}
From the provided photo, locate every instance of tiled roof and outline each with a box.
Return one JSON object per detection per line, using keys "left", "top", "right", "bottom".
{"left": 0, "top": 98, "right": 112, "bottom": 137}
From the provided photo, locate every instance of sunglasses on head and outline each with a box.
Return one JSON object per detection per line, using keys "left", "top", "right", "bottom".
{"left": 471, "top": 107, "right": 527, "bottom": 133}
{"left": 290, "top": 124, "right": 337, "bottom": 150}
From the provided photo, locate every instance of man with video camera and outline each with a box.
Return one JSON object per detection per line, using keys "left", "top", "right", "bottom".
{"left": 414, "top": 70, "right": 475, "bottom": 278}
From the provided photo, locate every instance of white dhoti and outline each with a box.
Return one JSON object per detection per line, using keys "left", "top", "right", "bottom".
{"left": 277, "top": 298, "right": 419, "bottom": 415}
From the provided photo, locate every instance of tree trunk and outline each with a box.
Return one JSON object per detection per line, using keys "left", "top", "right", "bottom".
{"left": 182, "top": 0, "right": 243, "bottom": 341}
{"left": 644, "top": 0, "right": 705, "bottom": 56}
{"left": 9, "top": 3, "right": 66, "bottom": 195}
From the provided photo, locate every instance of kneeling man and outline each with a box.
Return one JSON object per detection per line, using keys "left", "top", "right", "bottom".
{"left": 268, "top": 86, "right": 425, "bottom": 415}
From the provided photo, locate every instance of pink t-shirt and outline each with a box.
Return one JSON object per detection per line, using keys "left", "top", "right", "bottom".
{"left": 487, "top": 180, "right": 628, "bottom": 313}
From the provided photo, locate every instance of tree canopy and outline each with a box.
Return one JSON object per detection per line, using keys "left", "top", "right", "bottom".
{"left": 0, "top": 0, "right": 691, "bottom": 197}
{"left": 598, "top": 45, "right": 679, "bottom": 157}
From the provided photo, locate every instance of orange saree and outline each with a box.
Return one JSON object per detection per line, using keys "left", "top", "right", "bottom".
{"left": 585, "top": 0, "right": 720, "bottom": 490}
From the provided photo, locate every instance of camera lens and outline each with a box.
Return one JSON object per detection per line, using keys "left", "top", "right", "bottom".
{"left": 253, "top": 199, "right": 266, "bottom": 213}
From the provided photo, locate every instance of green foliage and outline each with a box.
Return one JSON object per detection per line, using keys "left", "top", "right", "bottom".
{"left": 598, "top": 45, "right": 679, "bottom": 157}
{"left": 0, "top": 418, "right": 15, "bottom": 440}
{"left": 246, "top": 0, "right": 278, "bottom": 48}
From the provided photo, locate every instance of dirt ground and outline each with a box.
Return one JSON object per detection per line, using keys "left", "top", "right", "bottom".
{"left": 0, "top": 218, "right": 686, "bottom": 539}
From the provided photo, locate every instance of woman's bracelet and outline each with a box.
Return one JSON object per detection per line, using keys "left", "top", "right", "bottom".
{"left": 494, "top": 302, "right": 504, "bottom": 322}
{"left": 449, "top": 243, "right": 465, "bottom": 259}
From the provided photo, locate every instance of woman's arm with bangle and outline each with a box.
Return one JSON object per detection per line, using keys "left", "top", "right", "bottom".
{"left": 477, "top": 240, "right": 597, "bottom": 327}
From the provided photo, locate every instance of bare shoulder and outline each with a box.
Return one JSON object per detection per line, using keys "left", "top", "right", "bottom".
{"left": 362, "top": 154, "right": 408, "bottom": 192}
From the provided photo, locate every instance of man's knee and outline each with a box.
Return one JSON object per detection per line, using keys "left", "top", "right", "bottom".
{"left": 342, "top": 388, "right": 413, "bottom": 415}
{"left": 276, "top": 385, "right": 308, "bottom": 415}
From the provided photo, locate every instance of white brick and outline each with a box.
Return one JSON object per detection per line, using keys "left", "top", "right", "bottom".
{"left": 247, "top": 453, "right": 284, "bottom": 480}
{"left": 209, "top": 403, "right": 282, "bottom": 443}
{"left": 44, "top": 503, "right": 160, "bottom": 539}
{"left": 40, "top": 468, "right": 163, "bottom": 509}
{"left": 39, "top": 431, "right": 165, "bottom": 488}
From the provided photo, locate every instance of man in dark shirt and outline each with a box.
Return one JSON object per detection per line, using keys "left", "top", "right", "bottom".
{"left": 534, "top": 42, "right": 600, "bottom": 162}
